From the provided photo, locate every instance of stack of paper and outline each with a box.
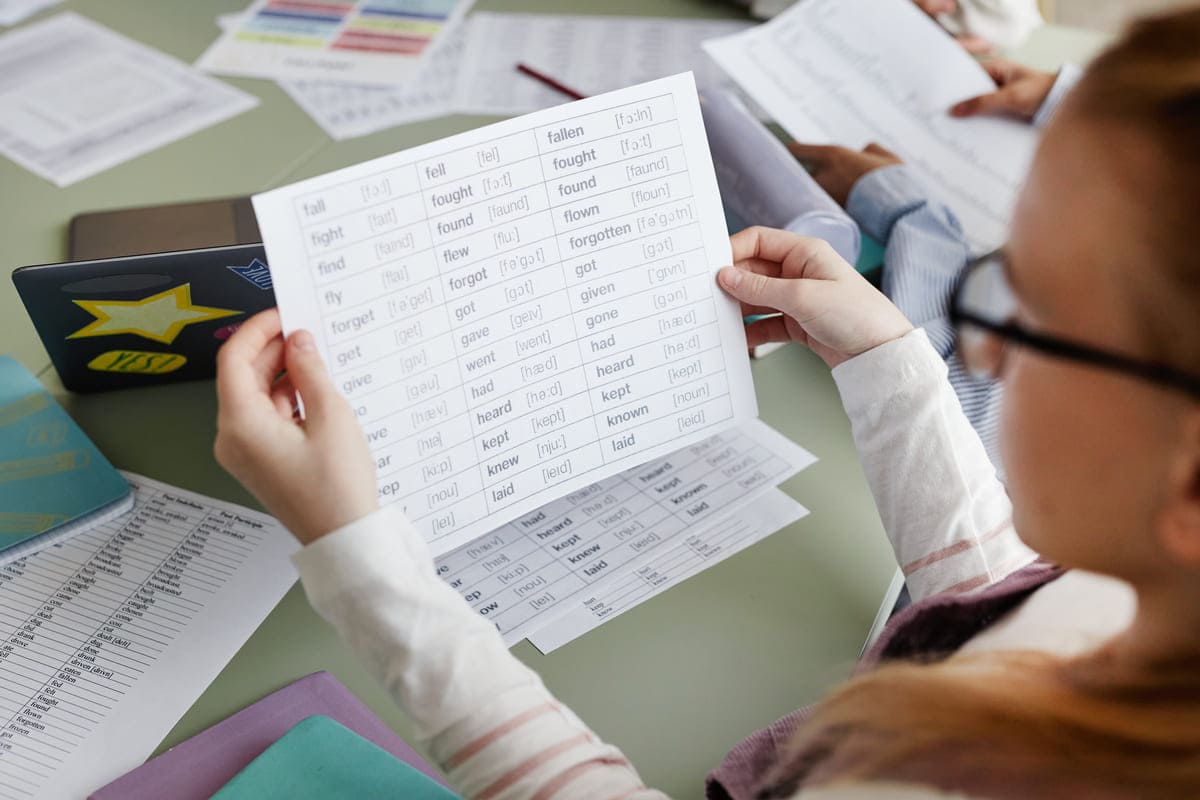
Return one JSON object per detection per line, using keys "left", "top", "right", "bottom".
{"left": 434, "top": 422, "right": 814, "bottom": 647}
{"left": 0, "top": 0, "right": 59, "bottom": 27}
{"left": 0, "top": 473, "right": 297, "bottom": 799}
{"left": 0, "top": 13, "right": 257, "bottom": 186}
{"left": 251, "top": 73, "right": 819, "bottom": 652}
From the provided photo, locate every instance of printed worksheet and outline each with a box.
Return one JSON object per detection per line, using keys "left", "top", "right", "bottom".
{"left": 456, "top": 13, "right": 752, "bottom": 115}
{"left": 434, "top": 420, "right": 815, "bottom": 644}
{"left": 0, "top": 0, "right": 59, "bottom": 27}
{"left": 704, "top": 0, "right": 1038, "bottom": 253}
{"left": 528, "top": 488, "right": 808, "bottom": 653}
{"left": 279, "top": 22, "right": 466, "bottom": 140}
{"left": 253, "top": 73, "right": 758, "bottom": 555}
{"left": 198, "top": 0, "right": 471, "bottom": 86}
{"left": 0, "top": 473, "right": 297, "bottom": 800}
{"left": 0, "top": 13, "right": 258, "bottom": 187}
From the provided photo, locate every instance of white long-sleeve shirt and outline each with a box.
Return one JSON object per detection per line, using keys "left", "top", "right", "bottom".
{"left": 291, "top": 329, "right": 1134, "bottom": 799}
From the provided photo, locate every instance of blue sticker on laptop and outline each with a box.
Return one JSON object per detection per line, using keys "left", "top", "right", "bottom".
{"left": 227, "top": 259, "right": 273, "bottom": 290}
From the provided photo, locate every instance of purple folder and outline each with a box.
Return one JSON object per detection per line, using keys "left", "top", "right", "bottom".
{"left": 89, "top": 671, "right": 449, "bottom": 799}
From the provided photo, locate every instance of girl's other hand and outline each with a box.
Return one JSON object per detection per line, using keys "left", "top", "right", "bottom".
{"left": 214, "top": 309, "right": 379, "bottom": 545}
{"left": 718, "top": 227, "right": 914, "bottom": 368}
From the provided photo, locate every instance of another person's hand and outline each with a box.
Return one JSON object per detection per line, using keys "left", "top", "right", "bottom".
{"left": 718, "top": 227, "right": 914, "bottom": 368}
{"left": 214, "top": 309, "right": 379, "bottom": 545}
{"left": 787, "top": 142, "right": 902, "bottom": 207}
{"left": 951, "top": 59, "right": 1056, "bottom": 121}
{"left": 911, "top": 0, "right": 992, "bottom": 53}
{"left": 912, "top": 0, "right": 956, "bottom": 13}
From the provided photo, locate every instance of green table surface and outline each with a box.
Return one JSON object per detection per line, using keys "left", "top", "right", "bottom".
{"left": 0, "top": 3, "right": 1106, "bottom": 796}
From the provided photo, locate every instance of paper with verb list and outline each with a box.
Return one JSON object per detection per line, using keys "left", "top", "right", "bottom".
{"left": 253, "top": 73, "right": 757, "bottom": 556}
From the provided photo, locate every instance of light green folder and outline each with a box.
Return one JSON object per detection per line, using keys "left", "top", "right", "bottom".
{"left": 211, "top": 716, "right": 461, "bottom": 800}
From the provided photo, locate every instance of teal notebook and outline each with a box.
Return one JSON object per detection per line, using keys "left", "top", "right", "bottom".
{"left": 0, "top": 356, "right": 131, "bottom": 564}
{"left": 212, "top": 715, "right": 461, "bottom": 800}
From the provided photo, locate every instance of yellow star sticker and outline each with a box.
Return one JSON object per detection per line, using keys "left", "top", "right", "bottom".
{"left": 68, "top": 284, "right": 241, "bottom": 345}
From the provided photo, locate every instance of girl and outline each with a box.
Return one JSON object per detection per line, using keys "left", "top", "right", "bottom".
{"left": 213, "top": 8, "right": 1200, "bottom": 798}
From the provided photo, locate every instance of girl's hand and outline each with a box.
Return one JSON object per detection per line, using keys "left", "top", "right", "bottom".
{"left": 214, "top": 309, "right": 379, "bottom": 545}
{"left": 718, "top": 227, "right": 914, "bottom": 368}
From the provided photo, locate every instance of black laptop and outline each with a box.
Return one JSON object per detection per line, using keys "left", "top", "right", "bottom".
{"left": 12, "top": 197, "right": 275, "bottom": 392}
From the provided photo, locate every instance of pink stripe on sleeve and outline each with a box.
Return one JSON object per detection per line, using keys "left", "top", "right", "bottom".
{"left": 478, "top": 734, "right": 593, "bottom": 800}
{"left": 444, "top": 702, "right": 559, "bottom": 769}
{"left": 901, "top": 518, "right": 1013, "bottom": 576}
{"left": 528, "top": 756, "right": 636, "bottom": 800}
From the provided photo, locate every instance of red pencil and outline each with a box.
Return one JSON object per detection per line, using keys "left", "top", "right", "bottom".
{"left": 516, "top": 63, "right": 588, "bottom": 101}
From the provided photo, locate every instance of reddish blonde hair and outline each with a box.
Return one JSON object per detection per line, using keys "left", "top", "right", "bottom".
{"left": 1064, "top": 5, "right": 1200, "bottom": 369}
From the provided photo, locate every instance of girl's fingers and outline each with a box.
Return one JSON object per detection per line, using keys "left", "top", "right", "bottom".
{"left": 732, "top": 256, "right": 785, "bottom": 278}
{"left": 744, "top": 315, "right": 792, "bottom": 349}
{"left": 217, "top": 309, "right": 284, "bottom": 414}
{"left": 740, "top": 301, "right": 780, "bottom": 319}
{"left": 270, "top": 374, "right": 299, "bottom": 420}
{"left": 730, "top": 226, "right": 828, "bottom": 273}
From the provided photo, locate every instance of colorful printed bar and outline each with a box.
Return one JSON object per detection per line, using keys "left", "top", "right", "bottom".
{"left": 358, "top": 7, "right": 450, "bottom": 21}
{"left": 348, "top": 16, "right": 442, "bottom": 35}
{"left": 258, "top": 9, "right": 345, "bottom": 24}
{"left": 235, "top": 31, "right": 327, "bottom": 46}
{"left": 267, "top": 0, "right": 353, "bottom": 15}
{"left": 360, "top": 0, "right": 458, "bottom": 11}
{"left": 331, "top": 29, "right": 430, "bottom": 53}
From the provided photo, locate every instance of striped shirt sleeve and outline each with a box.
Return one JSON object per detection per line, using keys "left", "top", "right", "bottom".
{"left": 832, "top": 329, "right": 1037, "bottom": 602}
{"left": 292, "top": 509, "right": 666, "bottom": 800}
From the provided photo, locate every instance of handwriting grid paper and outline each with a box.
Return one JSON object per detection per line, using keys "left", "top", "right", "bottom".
{"left": 0, "top": 0, "right": 59, "bottom": 27}
{"left": 455, "top": 13, "right": 753, "bottom": 116}
{"left": 254, "top": 73, "right": 757, "bottom": 556}
{"left": 197, "top": 0, "right": 471, "bottom": 86}
{"left": 263, "top": 13, "right": 751, "bottom": 141}
{"left": 0, "top": 13, "right": 258, "bottom": 188}
{"left": 528, "top": 488, "right": 808, "bottom": 653}
{"left": 0, "top": 473, "right": 297, "bottom": 800}
{"left": 278, "top": 22, "right": 466, "bottom": 140}
{"left": 704, "top": 0, "right": 1037, "bottom": 254}
{"left": 435, "top": 419, "right": 815, "bottom": 644}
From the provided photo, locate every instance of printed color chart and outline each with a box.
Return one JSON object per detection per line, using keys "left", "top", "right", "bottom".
{"left": 197, "top": 0, "right": 468, "bottom": 85}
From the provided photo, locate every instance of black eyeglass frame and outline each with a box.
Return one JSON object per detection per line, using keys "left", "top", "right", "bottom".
{"left": 948, "top": 251, "right": 1200, "bottom": 401}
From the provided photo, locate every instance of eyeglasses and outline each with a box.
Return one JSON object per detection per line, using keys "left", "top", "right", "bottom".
{"left": 949, "top": 250, "right": 1200, "bottom": 400}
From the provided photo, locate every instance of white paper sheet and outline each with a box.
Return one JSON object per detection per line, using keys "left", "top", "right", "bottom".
{"left": 0, "top": 0, "right": 58, "bottom": 27}
{"left": 0, "top": 473, "right": 297, "bottom": 800}
{"left": 253, "top": 73, "right": 758, "bottom": 555}
{"left": 455, "top": 13, "right": 753, "bottom": 116}
{"left": 197, "top": 0, "right": 471, "bottom": 87}
{"left": 279, "top": 22, "right": 466, "bottom": 140}
{"left": 704, "top": 0, "right": 1038, "bottom": 254}
{"left": 434, "top": 420, "right": 815, "bottom": 645}
{"left": 0, "top": 13, "right": 258, "bottom": 188}
{"left": 528, "top": 487, "right": 807, "bottom": 653}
